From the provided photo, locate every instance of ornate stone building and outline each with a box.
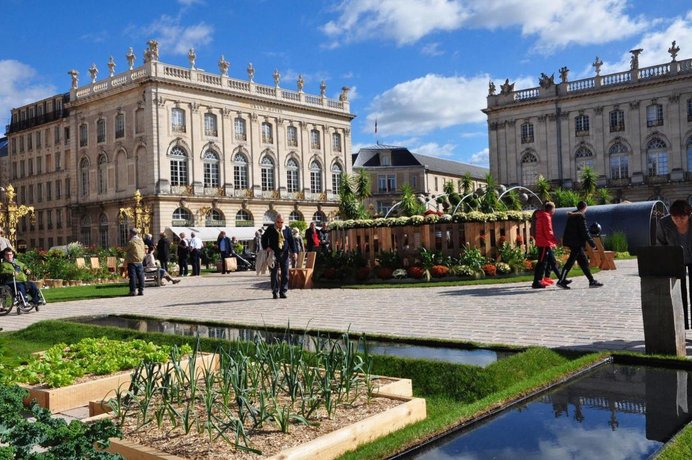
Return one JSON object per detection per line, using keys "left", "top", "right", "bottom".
{"left": 484, "top": 42, "right": 692, "bottom": 204}
{"left": 3, "top": 40, "right": 354, "bottom": 249}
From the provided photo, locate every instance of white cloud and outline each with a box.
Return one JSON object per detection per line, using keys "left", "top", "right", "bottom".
{"left": 0, "top": 60, "right": 56, "bottom": 127}
{"left": 177, "top": 0, "right": 204, "bottom": 6}
{"left": 469, "top": 147, "right": 489, "bottom": 167}
{"left": 421, "top": 42, "right": 444, "bottom": 56}
{"left": 413, "top": 142, "right": 457, "bottom": 158}
{"left": 147, "top": 15, "right": 213, "bottom": 55}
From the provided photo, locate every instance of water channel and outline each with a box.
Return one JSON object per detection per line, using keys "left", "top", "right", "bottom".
{"left": 403, "top": 363, "right": 692, "bottom": 459}
{"left": 70, "top": 315, "right": 513, "bottom": 367}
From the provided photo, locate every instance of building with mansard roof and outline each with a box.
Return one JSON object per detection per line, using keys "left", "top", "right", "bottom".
{"left": 2, "top": 40, "right": 354, "bottom": 249}
{"left": 352, "top": 144, "right": 488, "bottom": 216}
{"left": 484, "top": 43, "right": 692, "bottom": 205}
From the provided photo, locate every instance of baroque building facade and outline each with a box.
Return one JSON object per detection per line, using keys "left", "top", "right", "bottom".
{"left": 3, "top": 40, "right": 353, "bottom": 249}
{"left": 484, "top": 43, "right": 692, "bottom": 205}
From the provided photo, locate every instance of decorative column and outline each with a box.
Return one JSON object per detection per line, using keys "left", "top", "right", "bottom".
{"left": 118, "top": 190, "right": 152, "bottom": 236}
{"left": 0, "top": 184, "right": 35, "bottom": 248}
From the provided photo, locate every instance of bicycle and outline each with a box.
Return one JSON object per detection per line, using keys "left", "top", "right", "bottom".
{"left": 0, "top": 272, "right": 44, "bottom": 315}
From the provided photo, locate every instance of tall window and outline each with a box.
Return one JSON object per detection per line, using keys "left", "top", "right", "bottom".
{"left": 54, "top": 126, "right": 61, "bottom": 145}
{"left": 688, "top": 98, "right": 692, "bottom": 121}
{"left": 287, "top": 126, "right": 298, "bottom": 147}
{"left": 169, "top": 146, "right": 189, "bottom": 186}
{"left": 647, "top": 137, "right": 668, "bottom": 176}
{"left": 97, "top": 153, "right": 108, "bottom": 194}
{"left": 79, "top": 157, "right": 89, "bottom": 196}
{"left": 261, "top": 122, "right": 273, "bottom": 144}
{"left": 609, "top": 142, "right": 629, "bottom": 180}
{"left": 289, "top": 211, "right": 302, "bottom": 223}
{"left": 234, "top": 117, "right": 246, "bottom": 141}
{"left": 332, "top": 132, "right": 342, "bottom": 152}
{"left": 118, "top": 219, "right": 129, "bottom": 246}
{"left": 135, "top": 108, "right": 144, "bottom": 134}
{"left": 172, "top": 208, "right": 193, "bottom": 226}
{"left": 687, "top": 138, "right": 692, "bottom": 172}
{"left": 27, "top": 133, "right": 32, "bottom": 150}
{"left": 233, "top": 152, "right": 249, "bottom": 189}
{"left": 575, "top": 114, "right": 590, "bottom": 135}
{"left": 97, "top": 119, "right": 106, "bottom": 143}
{"left": 331, "top": 163, "right": 343, "bottom": 192}
{"left": 202, "top": 150, "right": 220, "bottom": 188}
{"left": 99, "top": 214, "right": 109, "bottom": 248}
{"left": 646, "top": 104, "right": 663, "bottom": 127}
{"left": 115, "top": 113, "right": 125, "bottom": 138}
{"left": 575, "top": 146, "right": 593, "bottom": 176}
{"left": 171, "top": 108, "right": 186, "bottom": 133}
{"left": 204, "top": 113, "right": 218, "bottom": 137}
{"left": 260, "top": 156, "right": 275, "bottom": 191}
{"left": 79, "top": 123, "right": 88, "bottom": 147}
{"left": 206, "top": 209, "right": 225, "bottom": 227}
{"left": 36, "top": 131, "right": 41, "bottom": 148}
{"left": 80, "top": 216, "right": 91, "bottom": 246}
{"left": 286, "top": 158, "right": 299, "bottom": 192}
{"left": 310, "top": 160, "right": 322, "bottom": 193}
{"left": 609, "top": 109, "right": 625, "bottom": 132}
{"left": 310, "top": 129, "right": 321, "bottom": 149}
{"left": 521, "top": 122, "right": 534, "bottom": 143}
{"left": 235, "top": 210, "right": 253, "bottom": 227}
{"left": 521, "top": 152, "right": 538, "bottom": 186}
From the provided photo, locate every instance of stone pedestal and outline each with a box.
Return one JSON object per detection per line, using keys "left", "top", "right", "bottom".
{"left": 640, "top": 277, "right": 686, "bottom": 356}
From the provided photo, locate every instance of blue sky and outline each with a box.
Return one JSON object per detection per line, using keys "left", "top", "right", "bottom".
{"left": 1, "top": 0, "right": 691, "bottom": 167}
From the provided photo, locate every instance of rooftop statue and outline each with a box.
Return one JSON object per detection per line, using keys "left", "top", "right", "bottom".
{"left": 500, "top": 79, "right": 514, "bottom": 95}
{"left": 629, "top": 48, "right": 643, "bottom": 70}
{"left": 539, "top": 72, "right": 555, "bottom": 89}
{"left": 188, "top": 48, "right": 196, "bottom": 69}
{"left": 297, "top": 74, "right": 304, "bottom": 92}
{"left": 592, "top": 56, "right": 603, "bottom": 76}
{"left": 488, "top": 80, "right": 496, "bottom": 96}
{"left": 147, "top": 39, "right": 159, "bottom": 61}
{"left": 668, "top": 40, "right": 680, "bottom": 61}
{"left": 88, "top": 63, "right": 98, "bottom": 83}
{"left": 247, "top": 62, "right": 255, "bottom": 82}
{"left": 273, "top": 68, "right": 280, "bottom": 87}
{"left": 107, "top": 56, "right": 116, "bottom": 77}
{"left": 218, "top": 55, "right": 229, "bottom": 76}
{"left": 68, "top": 69, "right": 79, "bottom": 89}
{"left": 559, "top": 66, "right": 569, "bottom": 83}
{"left": 339, "top": 86, "right": 350, "bottom": 102}
{"left": 320, "top": 80, "right": 327, "bottom": 97}
{"left": 126, "top": 47, "right": 135, "bottom": 70}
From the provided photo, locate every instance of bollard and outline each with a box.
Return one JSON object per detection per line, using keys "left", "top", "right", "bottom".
{"left": 640, "top": 277, "right": 686, "bottom": 356}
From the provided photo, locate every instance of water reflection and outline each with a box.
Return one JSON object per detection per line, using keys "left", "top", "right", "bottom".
{"left": 70, "top": 315, "right": 509, "bottom": 367}
{"left": 407, "top": 364, "right": 692, "bottom": 460}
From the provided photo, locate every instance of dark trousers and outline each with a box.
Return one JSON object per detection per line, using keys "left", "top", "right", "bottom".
{"left": 560, "top": 246, "right": 594, "bottom": 283}
{"left": 270, "top": 251, "right": 290, "bottom": 294}
{"left": 178, "top": 255, "right": 188, "bottom": 276}
{"left": 191, "top": 249, "right": 201, "bottom": 276}
{"left": 6, "top": 281, "right": 40, "bottom": 303}
{"left": 679, "top": 264, "right": 692, "bottom": 329}
{"left": 219, "top": 251, "right": 231, "bottom": 274}
{"left": 127, "top": 262, "right": 144, "bottom": 293}
{"left": 158, "top": 258, "right": 168, "bottom": 273}
{"left": 533, "top": 247, "right": 561, "bottom": 284}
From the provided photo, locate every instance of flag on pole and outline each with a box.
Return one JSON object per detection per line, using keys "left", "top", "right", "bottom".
{"left": 374, "top": 118, "right": 378, "bottom": 134}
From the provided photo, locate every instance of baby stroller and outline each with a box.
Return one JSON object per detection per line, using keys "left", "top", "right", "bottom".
{"left": 235, "top": 250, "right": 256, "bottom": 271}
{"left": 0, "top": 271, "right": 45, "bottom": 315}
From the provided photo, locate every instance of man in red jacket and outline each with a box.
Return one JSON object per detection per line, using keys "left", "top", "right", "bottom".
{"left": 532, "top": 201, "right": 564, "bottom": 289}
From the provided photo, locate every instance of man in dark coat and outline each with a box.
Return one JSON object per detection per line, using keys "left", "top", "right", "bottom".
{"left": 217, "top": 231, "right": 232, "bottom": 274}
{"left": 261, "top": 214, "right": 298, "bottom": 299}
{"left": 305, "top": 222, "right": 320, "bottom": 252}
{"left": 557, "top": 201, "right": 603, "bottom": 289}
{"left": 156, "top": 232, "right": 170, "bottom": 272}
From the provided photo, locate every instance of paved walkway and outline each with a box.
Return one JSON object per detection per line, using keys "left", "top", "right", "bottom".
{"left": 1, "top": 259, "right": 690, "bottom": 354}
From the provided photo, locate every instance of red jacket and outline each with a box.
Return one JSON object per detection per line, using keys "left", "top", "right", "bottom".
{"left": 534, "top": 210, "right": 558, "bottom": 248}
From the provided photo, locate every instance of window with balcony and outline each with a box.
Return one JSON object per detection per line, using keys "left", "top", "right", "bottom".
{"left": 647, "top": 137, "right": 668, "bottom": 176}
{"left": 261, "top": 122, "right": 273, "bottom": 144}
{"left": 97, "top": 119, "right": 106, "bottom": 143}
{"left": 521, "top": 152, "right": 539, "bottom": 186}
{"left": 79, "top": 157, "right": 89, "bottom": 196}
{"left": 575, "top": 114, "right": 590, "bottom": 136}
{"left": 169, "top": 147, "right": 189, "bottom": 186}
{"left": 609, "top": 109, "right": 625, "bottom": 132}
{"left": 79, "top": 123, "right": 88, "bottom": 147}
{"left": 331, "top": 162, "right": 343, "bottom": 192}
{"left": 287, "top": 126, "right": 298, "bottom": 147}
{"left": 310, "top": 129, "right": 321, "bottom": 150}
{"left": 204, "top": 113, "right": 218, "bottom": 137}
{"left": 521, "top": 122, "right": 534, "bottom": 143}
{"left": 202, "top": 150, "right": 220, "bottom": 188}
{"left": 575, "top": 146, "right": 594, "bottom": 176}
{"left": 172, "top": 208, "right": 193, "bottom": 226}
{"left": 115, "top": 113, "right": 125, "bottom": 138}
{"left": 234, "top": 117, "right": 246, "bottom": 141}
{"left": 171, "top": 108, "right": 186, "bottom": 133}
{"left": 236, "top": 210, "right": 253, "bottom": 227}
{"left": 97, "top": 153, "right": 108, "bottom": 194}
{"left": 647, "top": 104, "right": 663, "bottom": 127}
{"left": 286, "top": 158, "right": 299, "bottom": 193}
{"left": 233, "top": 152, "right": 249, "bottom": 189}
{"left": 310, "top": 160, "right": 323, "bottom": 193}
{"left": 332, "top": 132, "right": 342, "bottom": 152}
{"left": 260, "top": 155, "right": 275, "bottom": 191}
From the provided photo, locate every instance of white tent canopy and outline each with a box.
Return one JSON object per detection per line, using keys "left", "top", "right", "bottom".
{"left": 165, "top": 226, "right": 259, "bottom": 242}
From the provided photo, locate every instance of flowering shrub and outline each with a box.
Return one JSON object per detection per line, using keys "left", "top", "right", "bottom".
{"left": 482, "top": 263, "right": 497, "bottom": 276}
{"left": 523, "top": 259, "right": 536, "bottom": 271}
{"left": 430, "top": 265, "right": 450, "bottom": 278}
{"left": 407, "top": 266, "right": 425, "bottom": 279}
{"left": 451, "top": 265, "right": 476, "bottom": 277}
{"left": 496, "top": 262, "right": 512, "bottom": 274}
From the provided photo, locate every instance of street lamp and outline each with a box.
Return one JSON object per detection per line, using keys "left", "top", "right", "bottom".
{"left": 0, "top": 184, "right": 35, "bottom": 248}
{"left": 118, "top": 190, "right": 153, "bottom": 236}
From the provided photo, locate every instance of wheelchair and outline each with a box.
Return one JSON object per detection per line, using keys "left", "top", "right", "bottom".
{"left": 0, "top": 275, "right": 45, "bottom": 315}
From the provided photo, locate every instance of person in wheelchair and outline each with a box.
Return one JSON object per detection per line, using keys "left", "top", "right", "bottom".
{"left": 0, "top": 247, "right": 42, "bottom": 306}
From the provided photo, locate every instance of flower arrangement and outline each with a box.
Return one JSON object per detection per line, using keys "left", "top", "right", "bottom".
{"left": 451, "top": 265, "right": 476, "bottom": 277}
{"left": 430, "top": 265, "right": 450, "bottom": 278}
{"left": 407, "top": 266, "right": 425, "bottom": 279}
{"left": 523, "top": 259, "right": 536, "bottom": 271}
{"left": 496, "top": 262, "right": 512, "bottom": 274}
{"left": 392, "top": 268, "right": 407, "bottom": 279}
{"left": 482, "top": 263, "right": 497, "bottom": 276}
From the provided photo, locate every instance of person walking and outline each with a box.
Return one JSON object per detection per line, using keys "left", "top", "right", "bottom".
{"left": 261, "top": 214, "right": 298, "bottom": 299}
{"left": 656, "top": 199, "right": 692, "bottom": 316}
{"left": 177, "top": 232, "right": 190, "bottom": 277}
{"left": 189, "top": 232, "right": 203, "bottom": 276}
{"left": 125, "top": 228, "right": 146, "bottom": 296}
{"left": 531, "top": 201, "right": 564, "bottom": 289}
{"left": 557, "top": 201, "right": 603, "bottom": 289}
{"left": 156, "top": 232, "right": 170, "bottom": 273}
{"left": 305, "top": 222, "right": 320, "bottom": 252}
{"left": 217, "top": 231, "right": 232, "bottom": 274}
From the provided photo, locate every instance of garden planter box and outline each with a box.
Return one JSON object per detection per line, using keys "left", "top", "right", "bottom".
{"left": 101, "top": 393, "right": 426, "bottom": 460}
{"left": 22, "top": 353, "right": 218, "bottom": 414}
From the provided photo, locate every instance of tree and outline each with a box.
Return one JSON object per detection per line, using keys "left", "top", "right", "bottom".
{"left": 460, "top": 172, "right": 473, "bottom": 196}
{"left": 354, "top": 168, "right": 371, "bottom": 201}
{"left": 399, "top": 184, "right": 425, "bottom": 216}
{"left": 337, "top": 173, "right": 359, "bottom": 220}
{"left": 595, "top": 187, "right": 612, "bottom": 205}
{"left": 479, "top": 173, "right": 504, "bottom": 213}
{"left": 579, "top": 166, "right": 597, "bottom": 201}
{"left": 535, "top": 175, "right": 552, "bottom": 203}
{"left": 501, "top": 189, "right": 523, "bottom": 211}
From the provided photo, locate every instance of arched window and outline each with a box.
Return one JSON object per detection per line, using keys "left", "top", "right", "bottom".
{"left": 233, "top": 152, "right": 249, "bottom": 189}
{"left": 234, "top": 117, "right": 246, "bottom": 141}
{"left": 332, "top": 132, "right": 342, "bottom": 152}
{"left": 97, "top": 153, "right": 108, "bottom": 194}
{"left": 686, "top": 138, "right": 692, "bottom": 172}
{"left": 520, "top": 152, "right": 538, "bottom": 186}
{"left": 331, "top": 162, "right": 343, "bottom": 192}
{"left": 287, "top": 126, "right": 298, "bottom": 147}
{"left": 312, "top": 211, "right": 326, "bottom": 225}
{"left": 80, "top": 157, "right": 90, "bottom": 196}
{"left": 236, "top": 210, "right": 253, "bottom": 227}
{"left": 575, "top": 146, "right": 593, "bottom": 176}
{"left": 647, "top": 137, "right": 668, "bottom": 176}
{"left": 99, "top": 213, "right": 109, "bottom": 248}
{"left": 286, "top": 158, "right": 299, "bottom": 193}
{"left": 171, "top": 108, "right": 186, "bottom": 132}
{"left": 261, "top": 155, "right": 275, "bottom": 191}
{"left": 172, "top": 207, "right": 193, "bottom": 226}
{"left": 204, "top": 113, "right": 218, "bottom": 137}
{"left": 261, "top": 122, "right": 273, "bottom": 144}
{"left": 609, "top": 142, "right": 629, "bottom": 180}
{"left": 206, "top": 209, "right": 225, "bottom": 227}
{"left": 310, "top": 160, "right": 322, "bottom": 193}
{"left": 310, "top": 129, "right": 321, "bottom": 149}
{"left": 202, "top": 149, "right": 220, "bottom": 188}
{"left": 80, "top": 215, "right": 91, "bottom": 246}
{"left": 169, "top": 146, "right": 189, "bottom": 186}
{"left": 289, "top": 210, "right": 303, "bottom": 222}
